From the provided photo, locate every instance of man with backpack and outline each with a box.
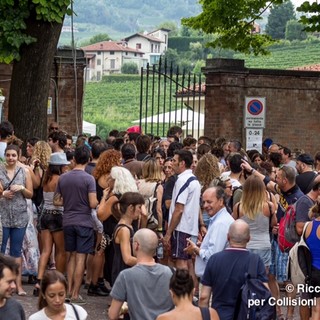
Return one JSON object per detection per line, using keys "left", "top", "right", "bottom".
{"left": 199, "top": 220, "right": 271, "bottom": 320}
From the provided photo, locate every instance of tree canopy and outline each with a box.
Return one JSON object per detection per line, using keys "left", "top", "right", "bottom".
{"left": 181, "top": 0, "right": 320, "bottom": 55}
{"left": 0, "top": 0, "right": 72, "bottom": 139}
{"left": 265, "top": 1, "right": 296, "bottom": 39}
{"left": 0, "top": 0, "right": 72, "bottom": 63}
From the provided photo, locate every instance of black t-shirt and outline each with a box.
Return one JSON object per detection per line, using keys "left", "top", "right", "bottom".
{"left": 296, "top": 171, "right": 317, "bottom": 194}
{"left": 162, "top": 174, "right": 177, "bottom": 222}
{"left": 202, "top": 249, "right": 267, "bottom": 320}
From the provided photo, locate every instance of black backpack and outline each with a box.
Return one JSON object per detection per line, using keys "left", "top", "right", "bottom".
{"left": 233, "top": 253, "right": 276, "bottom": 320}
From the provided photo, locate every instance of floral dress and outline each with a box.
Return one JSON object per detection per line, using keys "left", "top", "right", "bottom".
{"left": 0, "top": 165, "right": 28, "bottom": 228}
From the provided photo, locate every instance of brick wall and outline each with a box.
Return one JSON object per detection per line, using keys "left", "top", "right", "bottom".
{"left": 0, "top": 48, "right": 86, "bottom": 137}
{"left": 203, "top": 59, "right": 320, "bottom": 154}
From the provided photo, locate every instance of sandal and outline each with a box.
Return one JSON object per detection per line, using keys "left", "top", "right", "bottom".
{"left": 33, "top": 280, "right": 41, "bottom": 297}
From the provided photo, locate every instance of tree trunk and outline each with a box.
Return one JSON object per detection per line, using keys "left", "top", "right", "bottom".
{"left": 8, "top": 13, "right": 64, "bottom": 141}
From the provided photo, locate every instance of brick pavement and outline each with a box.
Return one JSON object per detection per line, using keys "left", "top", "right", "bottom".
{"left": 16, "top": 277, "right": 112, "bottom": 319}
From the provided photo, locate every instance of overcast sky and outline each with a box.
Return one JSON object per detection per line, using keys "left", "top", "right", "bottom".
{"left": 292, "top": 0, "right": 309, "bottom": 7}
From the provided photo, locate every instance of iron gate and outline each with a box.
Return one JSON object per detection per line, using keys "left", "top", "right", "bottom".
{"left": 138, "top": 59, "right": 205, "bottom": 139}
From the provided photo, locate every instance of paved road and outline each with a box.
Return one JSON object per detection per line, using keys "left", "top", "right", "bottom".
{"left": 16, "top": 277, "right": 112, "bottom": 319}
{"left": 16, "top": 277, "right": 301, "bottom": 319}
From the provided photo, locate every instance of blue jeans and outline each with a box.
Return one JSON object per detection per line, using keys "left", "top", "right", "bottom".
{"left": 1, "top": 226, "right": 27, "bottom": 257}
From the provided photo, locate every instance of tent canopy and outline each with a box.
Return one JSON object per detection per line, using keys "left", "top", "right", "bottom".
{"left": 132, "top": 108, "right": 204, "bottom": 129}
{"left": 83, "top": 120, "right": 96, "bottom": 136}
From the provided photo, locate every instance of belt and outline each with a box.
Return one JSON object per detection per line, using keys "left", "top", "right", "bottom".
{"left": 42, "top": 209, "right": 63, "bottom": 215}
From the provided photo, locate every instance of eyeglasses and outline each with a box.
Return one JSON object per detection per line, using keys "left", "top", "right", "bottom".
{"left": 50, "top": 127, "right": 58, "bottom": 130}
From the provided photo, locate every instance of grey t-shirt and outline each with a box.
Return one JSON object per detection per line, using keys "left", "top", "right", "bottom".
{"left": 295, "top": 195, "right": 315, "bottom": 223}
{"left": 0, "top": 298, "right": 25, "bottom": 320}
{"left": 110, "top": 264, "right": 174, "bottom": 320}
{"left": 56, "top": 170, "right": 96, "bottom": 228}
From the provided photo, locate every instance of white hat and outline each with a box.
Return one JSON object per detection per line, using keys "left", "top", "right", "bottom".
{"left": 48, "top": 152, "right": 70, "bottom": 165}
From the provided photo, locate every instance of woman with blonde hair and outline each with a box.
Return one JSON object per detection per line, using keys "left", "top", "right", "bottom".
{"left": 195, "top": 153, "right": 221, "bottom": 228}
{"left": 137, "top": 158, "right": 163, "bottom": 233}
{"left": 194, "top": 153, "right": 221, "bottom": 194}
{"left": 30, "top": 141, "right": 52, "bottom": 209}
{"left": 232, "top": 175, "right": 276, "bottom": 271}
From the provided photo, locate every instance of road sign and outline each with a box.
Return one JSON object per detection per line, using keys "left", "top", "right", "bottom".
{"left": 244, "top": 97, "right": 266, "bottom": 128}
{"left": 246, "top": 128, "right": 263, "bottom": 153}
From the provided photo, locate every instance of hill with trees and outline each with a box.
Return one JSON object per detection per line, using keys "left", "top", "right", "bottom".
{"left": 59, "top": 0, "right": 201, "bottom": 45}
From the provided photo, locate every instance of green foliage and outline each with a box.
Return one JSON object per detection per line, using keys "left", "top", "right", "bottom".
{"left": 193, "top": 60, "right": 205, "bottom": 74}
{"left": 80, "top": 33, "right": 112, "bottom": 46}
{"left": 182, "top": 0, "right": 286, "bottom": 56}
{"left": 157, "top": 21, "right": 179, "bottom": 37}
{"left": 265, "top": 1, "right": 296, "bottom": 39}
{"left": 0, "top": 0, "right": 71, "bottom": 63}
{"left": 297, "top": 1, "right": 320, "bottom": 32}
{"left": 121, "top": 62, "right": 139, "bottom": 74}
{"left": 235, "top": 38, "right": 320, "bottom": 69}
{"left": 168, "top": 36, "right": 204, "bottom": 52}
{"left": 285, "top": 20, "right": 307, "bottom": 41}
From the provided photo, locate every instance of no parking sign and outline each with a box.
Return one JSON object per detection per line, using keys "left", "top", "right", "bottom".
{"left": 244, "top": 97, "right": 266, "bottom": 128}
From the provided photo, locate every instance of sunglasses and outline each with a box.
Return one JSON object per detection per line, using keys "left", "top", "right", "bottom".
{"left": 50, "top": 127, "right": 59, "bottom": 130}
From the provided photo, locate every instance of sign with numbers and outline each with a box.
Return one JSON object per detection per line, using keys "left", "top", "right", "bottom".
{"left": 246, "top": 128, "right": 263, "bottom": 153}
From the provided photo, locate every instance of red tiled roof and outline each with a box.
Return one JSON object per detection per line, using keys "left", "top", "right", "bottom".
{"left": 178, "top": 83, "right": 206, "bottom": 94}
{"left": 176, "top": 83, "right": 206, "bottom": 96}
{"left": 123, "top": 33, "right": 163, "bottom": 43}
{"left": 81, "top": 41, "right": 144, "bottom": 54}
{"left": 290, "top": 64, "right": 320, "bottom": 71}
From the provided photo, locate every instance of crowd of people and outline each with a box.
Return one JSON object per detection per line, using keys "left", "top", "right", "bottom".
{"left": 0, "top": 120, "right": 320, "bottom": 320}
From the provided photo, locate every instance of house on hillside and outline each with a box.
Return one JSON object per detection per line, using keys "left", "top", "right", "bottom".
{"left": 81, "top": 41, "right": 144, "bottom": 81}
{"left": 123, "top": 28, "right": 170, "bottom": 65}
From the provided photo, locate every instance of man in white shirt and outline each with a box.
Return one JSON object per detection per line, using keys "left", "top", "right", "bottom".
{"left": 184, "top": 186, "right": 234, "bottom": 277}
{"left": 163, "top": 149, "right": 201, "bottom": 270}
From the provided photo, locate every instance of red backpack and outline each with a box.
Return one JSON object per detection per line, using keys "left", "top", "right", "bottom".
{"left": 278, "top": 203, "right": 300, "bottom": 253}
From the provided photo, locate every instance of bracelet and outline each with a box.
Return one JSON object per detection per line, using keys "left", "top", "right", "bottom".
{"left": 156, "top": 228, "right": 163, "bottom": 232}
{"left": 250, "top": 168, "right": 255, "bottom": 174}
{"left": 21, "top": 186, "right": 25, "bottom": 192}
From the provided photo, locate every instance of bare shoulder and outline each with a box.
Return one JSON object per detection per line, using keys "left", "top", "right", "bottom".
{"left": 209, "top": 307, "right": 220, "bottom": 319}
{"left": 156, "top": 312, "right": 175, "bottom": 320}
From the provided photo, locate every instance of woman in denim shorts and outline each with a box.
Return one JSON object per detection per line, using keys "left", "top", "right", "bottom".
{"left": 34, "top": 153, "right": 70, "bottom": 296}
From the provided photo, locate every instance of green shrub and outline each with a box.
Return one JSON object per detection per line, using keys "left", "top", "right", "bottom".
{"left": 121, "top": 62, "right": 139, "bottom": 74}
